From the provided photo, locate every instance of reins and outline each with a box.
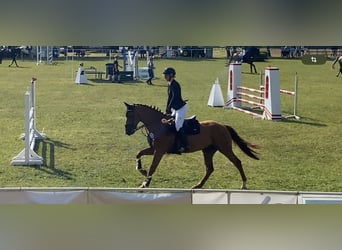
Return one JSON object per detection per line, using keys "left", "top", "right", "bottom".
{"left": 137, "top": 121, "right": 167, "bottom": 142}
{"left": 136, "top": 123, "right": 145, "bottom": 132}
{"left": 134, "top": 124, "right": 151, "bottom": 140}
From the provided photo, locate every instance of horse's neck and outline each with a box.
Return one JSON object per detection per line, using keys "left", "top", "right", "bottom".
{"left": 138, "top": 106, "right": 164, "bottom": 131}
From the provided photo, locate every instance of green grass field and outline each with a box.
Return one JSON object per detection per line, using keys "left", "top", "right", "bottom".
{"left": 0, "top": 50, "right": 341, "bottom": 191}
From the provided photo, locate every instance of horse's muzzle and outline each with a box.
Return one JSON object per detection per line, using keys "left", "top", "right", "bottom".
{"left": 125, "top": 125, "right": 135, "bottom": 135}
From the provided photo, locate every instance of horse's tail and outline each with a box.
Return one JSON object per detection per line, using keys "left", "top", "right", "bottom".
{"left": 225, "top": 125, "right": 260, "bottom": 160}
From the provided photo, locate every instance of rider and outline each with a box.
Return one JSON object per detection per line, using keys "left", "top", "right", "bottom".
{"left": 163, "top": 67, "right": 189, "bottom": 153}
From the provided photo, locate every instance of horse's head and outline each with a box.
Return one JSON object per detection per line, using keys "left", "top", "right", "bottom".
{"left": 124, "top": 102, "right": 167, "bottom": 136}
{"left": 124, "top": 102, "right": 139, "bottom": 135}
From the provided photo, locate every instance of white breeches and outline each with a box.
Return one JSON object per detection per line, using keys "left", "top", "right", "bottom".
{"left": 171, "top": 104, "right": 188, "bottom": 131}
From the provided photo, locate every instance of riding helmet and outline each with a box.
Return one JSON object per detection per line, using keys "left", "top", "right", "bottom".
{"left": 163, "top": 67, "right": 176, "bottom": 76}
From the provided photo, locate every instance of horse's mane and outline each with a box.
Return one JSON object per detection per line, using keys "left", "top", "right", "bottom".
{"left": 134, "top": 104, "right": 166, "bottom": 116}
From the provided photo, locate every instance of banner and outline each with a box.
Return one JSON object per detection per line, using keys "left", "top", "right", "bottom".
{"left": 192, "top": 191, "right": 228, "bottom": 204}
{"left": 0, "top": 188, "right": 341, "bottom": 204}
{"left": 88, "top": 190, "right": 192, "bottom": 204}
{"left": 298, "top": 194, "right": 342, "bottom": 204}
{"left": 0, "top": 190, "right": 87, "bottom": 204}
{"left": 229, "top": 191, "right": 298, "bottom": 204}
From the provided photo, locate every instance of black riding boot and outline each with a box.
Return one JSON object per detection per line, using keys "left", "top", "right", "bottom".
{"left": 176, "top": 128, "right": 188, "bottom": 153}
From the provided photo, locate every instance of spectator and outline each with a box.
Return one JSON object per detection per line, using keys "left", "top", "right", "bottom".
{"left": 112, "top": 55, "right": 122, "bottom": 83}
{"left": 139, "top": 46, "right": 147, "bottom": 58}
{"left": 8, "top": 48, "right": 19, "bottom": 67}
{"left": 75, "top": 63, "right": 87, "bottom": 84}
{"left": 266, "top": 46, "right": 271, "bottom": 58}
{"left": 225, "top": 46, "right": 231, "bottom": 59}
{"left": 146, "top": 56, "right": 155, "bottom": 85}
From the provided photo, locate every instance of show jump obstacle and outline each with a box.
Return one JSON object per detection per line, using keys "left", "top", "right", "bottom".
{"left": 11, "top": 78, "right": 47, "bottom": 166}
{"left": 225, "top": 63, "right": 299, "bottom": 121}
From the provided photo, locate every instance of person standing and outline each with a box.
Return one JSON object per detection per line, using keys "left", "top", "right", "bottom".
{"left": 146, "top": 56, "right": 155, "bottom": 85}
{"left": 332, "top": 55, "right": 342, "bottom": 77}
{"left": 8, "top": 47, "right": 19, "bottom": 67}
{"left": 163, "top": 67, "right": 189, "bottom": 153}
{"left": 112, "top": 55, "right": 122, "bottom": 83}
{"left": 75, "top": 63, "right": 87, "bottom": 84}
{"left": 0, "top": 46, "right": 5, "bottom": 64}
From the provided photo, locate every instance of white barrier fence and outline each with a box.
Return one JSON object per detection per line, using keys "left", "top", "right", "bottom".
{"left": 11, "top": 78, "right": 47, "bottom": 166}
{"left": 260, "top": 72, "right": 300, "bottom": 119}
{"left": 226, "top": 63, "right": 299, "bottom": 120}
{"left": 0, "top": 188, "right": 341, "bottom": 204}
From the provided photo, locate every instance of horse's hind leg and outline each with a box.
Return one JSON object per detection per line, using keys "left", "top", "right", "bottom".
{"left": 136, "top": 147, "right": 155, "bottom": 177}
{"left": 192, "top": 148, "right": 217, "bottom": 189}
{"left": 219, "top": 147, "right": 248, "bottom": 190}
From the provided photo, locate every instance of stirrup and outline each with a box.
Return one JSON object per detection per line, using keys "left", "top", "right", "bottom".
{"left": 178, "top": 146, "right": 188, "bottom": 153}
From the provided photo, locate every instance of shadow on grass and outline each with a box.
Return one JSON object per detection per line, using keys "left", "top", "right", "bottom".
{"left": 88, "top": 79, "right": 109, "bottom": 84}
{"left": 88, "top": 77, "right": 163, "bottom": 85}
{"left": 77, "top": 82, "right": 95, "bottom": 86}
{"left": 8, "top": 66, "right": 31, "bottom": 69}
{"left": 68, "top": 57, "right": 111, "bottom": 62}
{"left": 281, "top": 116, "right": 327, "bottom": 127}
{"left": 32, "top": 138, "right": 74, "bottom": 180}
{"left": 241, "top": 71, "right": 261, "bottom": 75}
{"left": 90, "top": 79, "right": 148, "bottom": 85}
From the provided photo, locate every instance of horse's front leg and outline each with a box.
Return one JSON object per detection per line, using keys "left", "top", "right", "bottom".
{"left": 136, "top": 147, "right": 155, "bottom": 177}
{"left": 139, "top": 150, "right": 164, "bottom": 188}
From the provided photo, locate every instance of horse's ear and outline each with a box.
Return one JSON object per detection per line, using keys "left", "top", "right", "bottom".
{"left": 124, "top": 102, "right": 131, "bottom": 108}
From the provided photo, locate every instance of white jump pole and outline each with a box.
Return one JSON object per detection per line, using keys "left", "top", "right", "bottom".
{"left": 11, "top": 78, "right": 47, "bottom": 166}
{"left": 283, "top": 73, "right": 300, "bottom": 119}
{"left": 27, "top": 78, "right": 46, "bottom": 140}
{"left": 263, "top": 67, "right": 282, "bottom": 121}
{"left": 226, "top": 63, "right": 242, "bottom": 108}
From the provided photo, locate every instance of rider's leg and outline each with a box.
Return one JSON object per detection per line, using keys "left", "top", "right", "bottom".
{"left": 174, "top": 104, "right": 189, "bottom": 153}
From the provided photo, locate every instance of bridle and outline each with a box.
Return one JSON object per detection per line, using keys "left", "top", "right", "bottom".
{"left": 125, "top": 107, "right": 168, "bottom": 143}
{"left": 125, "top": 108, "right": 145, "bottom": 133}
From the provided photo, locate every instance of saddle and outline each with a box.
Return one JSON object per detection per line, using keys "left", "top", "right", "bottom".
{"left": 183, "top": 115, "right": 201, "bottom": 135}
{"left": 162, "top": 115, "right": 201, "bottom": 135}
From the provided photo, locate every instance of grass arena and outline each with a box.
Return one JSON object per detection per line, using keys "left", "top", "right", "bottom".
{"left": 0, "top": 47, "right": 341, "bottom": 193}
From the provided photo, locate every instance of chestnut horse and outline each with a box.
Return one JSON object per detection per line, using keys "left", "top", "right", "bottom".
{"left": 124, "top": 102, "right": 260, "bottom": 189}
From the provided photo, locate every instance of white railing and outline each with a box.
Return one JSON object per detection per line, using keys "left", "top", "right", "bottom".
{"left": 0, "top": 187, "right": 341, "bottom": 204}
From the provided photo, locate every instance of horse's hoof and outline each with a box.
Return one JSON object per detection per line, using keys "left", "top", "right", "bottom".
{"left": 191, "top": 184, "right": 202, "bottom": 189}
{"left": 139, "top": 180, "right": 150, "bottom": 188}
